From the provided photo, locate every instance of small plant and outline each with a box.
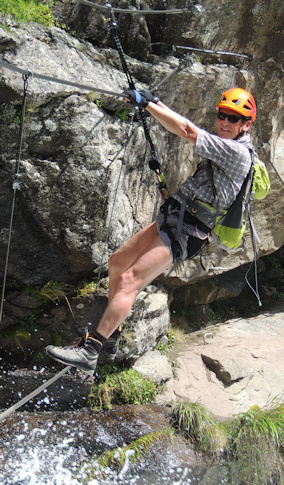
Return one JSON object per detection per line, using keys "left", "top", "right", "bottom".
{"left": 14, "top": 329, "right": 31, "bottom": 353}
{"left": 115, "top": 108, "right": 129, "bottom": 122}
{"left": 156, "top": 331, "right": 176, "bottom": 354}
{"left": 88, "top": 364, "right": 159, "bottom": 411}
{"left": 76, "top": 280, "right": 96, "bottom": 298}
{"left": 38, "top": 280, "right": 74, "bottom": 317}
{"left": 95, "top": 99, "right": 103, "bottom": 108}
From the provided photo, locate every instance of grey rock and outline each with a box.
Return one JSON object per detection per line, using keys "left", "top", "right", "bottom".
{"left": 133, "top": 350, "right": 173, "bottom": 385}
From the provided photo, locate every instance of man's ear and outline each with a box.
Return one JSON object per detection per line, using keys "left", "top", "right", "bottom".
{"left": 243, "top": 119, "right": 252, "bottom": 132}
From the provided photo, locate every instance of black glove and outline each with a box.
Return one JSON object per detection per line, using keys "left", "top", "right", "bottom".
{"left": 139, "top": 89, "right": 160, "bottom": 104}
{"left": 123, "top": 89, "right": 159, "bottom": 109}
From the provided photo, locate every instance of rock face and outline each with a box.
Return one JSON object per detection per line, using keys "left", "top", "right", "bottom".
{"left": 0, "top": 1, "right": 283, "bottom": 355}
{"left": 160, "top": 305, "right": 284, "bottom": 418}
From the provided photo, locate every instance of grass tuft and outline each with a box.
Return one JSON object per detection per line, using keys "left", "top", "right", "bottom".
{"left": 170, "top": 400, "right": 284, "bottom": 484}
{"left": 229, "top": 407, "right": 284, "bottom": 484}
{"left": 170, "top": 401, "right": 227, "bottom": 457}
{"left": 88, "top": 364, "right": 159, "bottom": 411}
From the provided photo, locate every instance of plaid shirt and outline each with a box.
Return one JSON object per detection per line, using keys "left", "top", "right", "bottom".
{"left": 174, "top": 129, "right": 253, "bottom": 210}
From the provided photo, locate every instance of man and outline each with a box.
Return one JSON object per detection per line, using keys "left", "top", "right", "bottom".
{"left": 46, "top": 87, "right": 256, "bottom": 375}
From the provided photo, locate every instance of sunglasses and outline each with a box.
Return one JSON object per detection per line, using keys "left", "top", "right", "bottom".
{"left": 217, "top": 112, "right": 242, "bottom": 124}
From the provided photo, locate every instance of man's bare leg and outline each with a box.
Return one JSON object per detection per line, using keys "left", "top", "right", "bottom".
{"left": 107, "top": 222, "right": 158, "bottom": 302}
{"left": 95, "top": 233, "right": 173, "bottom": 339}
{"left": 45, "top": 226, "right": 173, "bottom": 374}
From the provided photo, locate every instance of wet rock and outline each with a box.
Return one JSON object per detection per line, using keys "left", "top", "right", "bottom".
{"left": 0, "top": 367, "right": 92, "bottom": 412}
{"left": 0, "top": 403, "right": 207, "bottom": 484}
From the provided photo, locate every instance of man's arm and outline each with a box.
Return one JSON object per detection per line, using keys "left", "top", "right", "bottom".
{"left": 123, "top": 89, "right": 198, "bottom": 144}
{"left": 146, "top": 101, "right": 198, "bottom": 144}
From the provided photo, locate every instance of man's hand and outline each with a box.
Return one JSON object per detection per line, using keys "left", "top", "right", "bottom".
{"left": 123, "top": 89, "right": 159, "bottom": 109}
{"left": 139, "top": 89, "right": 160, "bottom": 104}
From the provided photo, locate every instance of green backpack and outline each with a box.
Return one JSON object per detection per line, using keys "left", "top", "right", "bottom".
{"left": 212, "top": 150, "right": 270, "bottom": 249}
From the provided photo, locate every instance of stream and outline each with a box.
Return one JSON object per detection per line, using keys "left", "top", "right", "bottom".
{"left": 0, "top": 367, "right": 229, "bottom": 484}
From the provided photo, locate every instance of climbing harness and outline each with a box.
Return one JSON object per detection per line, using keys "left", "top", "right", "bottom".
{"left": 0, "top": 70, "right": 32, "bottom": 323}
{"left": 106, "top": 3, "right": 170, "bottom": 200}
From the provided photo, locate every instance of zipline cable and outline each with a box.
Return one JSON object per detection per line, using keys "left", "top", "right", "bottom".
{"left": 0, "top": 366, "right": 71, "bottom": 421}
{"left": 77, "top": 0, "right": 200, "bottom": 15}
{"left": 0, "top": 59, "right": 123, "bottom": 97}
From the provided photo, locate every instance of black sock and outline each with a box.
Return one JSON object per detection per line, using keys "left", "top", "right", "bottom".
{"left": 87, "top": 330, "right": 107, "bottom": 352}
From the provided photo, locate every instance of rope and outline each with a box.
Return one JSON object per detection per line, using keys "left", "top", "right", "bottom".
{"left": 77, "top": 0, "right": 198, "bottom": 15}
{"left": 0, "top": 366, "right": 71, "bottom": 421}
{"left": 0, "top": 72, "right": 32, "bottom": 323}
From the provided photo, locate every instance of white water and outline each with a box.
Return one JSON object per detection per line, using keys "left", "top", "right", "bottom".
{"left": 1, "top": 414, "right": 203, "bottom": 485}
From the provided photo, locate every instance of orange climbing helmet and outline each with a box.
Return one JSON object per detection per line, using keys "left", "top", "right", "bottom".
{"left": 216, "top": 88, "right": 257, "bottom": 121}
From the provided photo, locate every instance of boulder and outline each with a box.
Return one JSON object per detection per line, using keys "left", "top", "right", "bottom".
{"left": 159, "top": 305, "right": 284, "bottom": 417}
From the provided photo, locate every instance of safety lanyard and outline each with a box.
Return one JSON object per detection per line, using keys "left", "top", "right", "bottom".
{"left": 106, "top": 3, "right": 170, "bottom": 200}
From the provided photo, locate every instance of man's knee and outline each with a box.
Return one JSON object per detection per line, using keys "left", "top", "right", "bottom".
{"left": 108, "top": 251, "right": 122, "bottom": 273}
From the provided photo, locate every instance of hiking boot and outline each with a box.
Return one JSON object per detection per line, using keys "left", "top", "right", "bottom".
{"left": 72, "top": 325, "right": 121, "bottom": 364}
{"left": 45, "top": 332, "right": 100, "bottom": 376}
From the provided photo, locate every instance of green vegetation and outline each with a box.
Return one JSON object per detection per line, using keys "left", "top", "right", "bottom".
{"left": 78, "top": 428, "right": 174, "bottom": 481}
{"left": 76, "top": 280, "right": 96, "bottom": 298}
{"left": 98, "top": 428, "right": 174, "bottom": 468}
{"left": 0, "top": 312, "right": 40, "bottom": 352}
{"left": 0, "top": 0, "right": 54, "bottom": 27}
{"left": 88, "top": 364, "right": 159, "bottom": 411}
{"left": 38, "top": 280, "right": 74, "bottom": 316}
{"left": 171, "top": 401, "right": 227, "bottom": 457}
{"left": 115, "top": 108, "right": 129, "bottom": 122}
{"left": 156, "top": 331, "right": 176, "bottom": 354}
{"left": 97, "top": 428, "right": 173, "bottom": 469}
{"left": 80, "top": 399, "right": 284, "bottom": 483}
{"left": 170, "top": 401, "right": 284, "bottom": 484}
{"left": 230, "top": 406, "right": 284, "bottom": 484}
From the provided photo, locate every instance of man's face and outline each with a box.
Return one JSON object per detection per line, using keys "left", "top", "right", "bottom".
{"left": 217, "top": 107, "right": 251, "bottom": 139}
